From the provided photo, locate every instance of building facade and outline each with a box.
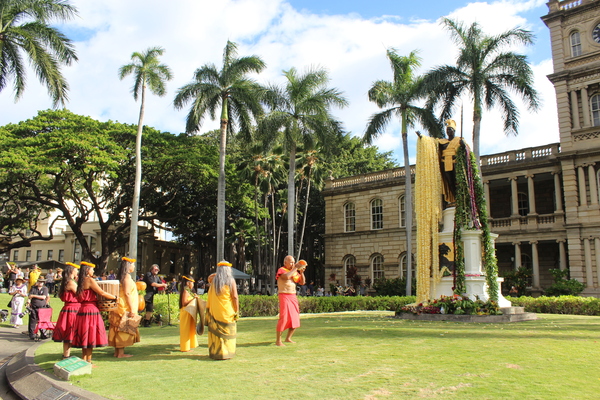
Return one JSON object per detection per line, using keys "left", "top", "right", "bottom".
{"left": 323, "top": 0, "right": 600, "bottom": 297}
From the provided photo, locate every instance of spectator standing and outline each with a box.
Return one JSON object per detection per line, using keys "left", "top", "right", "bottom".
{"left": 27, "top": 277, "right": 49, "bottom": 340}
{"left": 45, "top": 269, "right": 55, "bottom": 295}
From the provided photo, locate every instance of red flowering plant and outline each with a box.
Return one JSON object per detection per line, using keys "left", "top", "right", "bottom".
{"left": 399, "top": 294, "right": 501, "bottom": 315}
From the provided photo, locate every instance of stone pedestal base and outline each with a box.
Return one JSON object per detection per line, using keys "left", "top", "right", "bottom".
{"left": 431, "top": 276, "right": 512, "bottom": 307}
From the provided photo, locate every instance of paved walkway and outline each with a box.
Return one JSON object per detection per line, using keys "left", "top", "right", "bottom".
{"left": 0, "top": 325, "right": 107, "bottom": 400}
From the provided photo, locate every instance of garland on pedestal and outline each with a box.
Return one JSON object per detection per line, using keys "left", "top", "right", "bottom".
{"left": 453, "top": 142, "right": 499, "bottom": 302}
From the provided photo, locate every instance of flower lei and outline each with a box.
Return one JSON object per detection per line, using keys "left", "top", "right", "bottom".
{"left": 453, "top": 141, "right": 499, "bottom": 302}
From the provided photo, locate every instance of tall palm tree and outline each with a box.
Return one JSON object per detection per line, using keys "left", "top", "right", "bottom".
{"left": 0, "top": 0, "right": 78, "bottom": 107}
{"left": 364, "top": 49, "right": 441, "bottom": 296}
{"left": 425, "top": 18, "right": 539, "bottom": 164}
{"left": 174, "top": 41, "right": 266, "bottom": 262}
{"left": 119, "top": 46, "right": 172, "bottom": 265}
{"left": 260, "top": 67, "right": 347, "bottom": 257}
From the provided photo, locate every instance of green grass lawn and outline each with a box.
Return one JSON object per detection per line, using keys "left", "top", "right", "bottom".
{"left": 2, "top": 292, "right": 599, "bottom": 399}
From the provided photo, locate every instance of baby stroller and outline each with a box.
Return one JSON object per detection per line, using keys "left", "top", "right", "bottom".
{"left": 33, "top": 307, "right": 56, "bottom": 342}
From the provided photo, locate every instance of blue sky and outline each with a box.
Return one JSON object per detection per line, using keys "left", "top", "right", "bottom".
{"left": 0, "top": 0, "right": 557, "bottom": 167}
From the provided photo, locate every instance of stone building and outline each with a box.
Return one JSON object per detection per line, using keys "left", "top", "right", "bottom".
{"left": 323, "top": 0, "right": 600, "bottom": 297}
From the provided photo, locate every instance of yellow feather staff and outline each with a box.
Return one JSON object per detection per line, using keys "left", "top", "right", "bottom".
{"left": 415, "top": 136, "right": 443, "bottom": 303}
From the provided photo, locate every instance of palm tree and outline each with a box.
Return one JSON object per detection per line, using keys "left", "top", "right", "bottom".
{"left": 424, "top": 18, "right": 539, "bottom": 164}
{"left": 174, "top": 41, "right": 266, "bottom": 262}
{"left": 0, "top": 0, "right": 78, "bottom": 107}
{"left": 364, "top": 49, "right": 441, "bottom": 296}
{"left": 119, "top": 46, "right": 172, "bottom": 265}
{"left": 260, "top": 67, "right": 347, "bottom": 257}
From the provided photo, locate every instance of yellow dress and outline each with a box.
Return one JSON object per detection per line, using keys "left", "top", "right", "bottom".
{"left": 108, "top": 279, "right": 141, "bottom": 348}
{"left": 180, "top": 295, "right": 198, "bottom": 352}
{"left": 207, "top": 284, "right": 236, "bottom": 360}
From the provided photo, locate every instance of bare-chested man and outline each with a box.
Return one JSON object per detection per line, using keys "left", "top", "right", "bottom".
{"left": 275, "top": 255, "right": 306, "bottom": 346}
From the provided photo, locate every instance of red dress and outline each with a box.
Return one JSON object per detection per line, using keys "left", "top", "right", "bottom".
{"left": 52, "top": 290, "right": 81, "bottom": 343}
{"left": 71, "top": 289, "right": 108, "bottom": 349}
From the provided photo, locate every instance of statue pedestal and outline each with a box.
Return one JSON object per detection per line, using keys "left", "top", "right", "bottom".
{"left": 434, "top": 208, "right": 511, "bottom": 307}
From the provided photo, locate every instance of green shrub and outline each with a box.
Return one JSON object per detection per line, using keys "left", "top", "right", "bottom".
{"left": 510, "top": 295, "right": 600, "bottom": 315}
{"left": 543, "top": 269, "right": 585, "bottom": 296}
{"left": 372, "top": 277, "right": 415, "bottom": 296}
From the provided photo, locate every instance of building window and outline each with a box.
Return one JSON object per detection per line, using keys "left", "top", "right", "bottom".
{"left": 36, "top": 250, "right": 42, "bottom": 261}
{"left": 371, "top": 198, "right": 383, "bottom": 230}
{"left": 343, "top": 255, "right": 356, "bottom": 286}
{"left": 400, "top": 253, "right": 416, "bottom": 280}
{"left": 13, "top": 250, "right": 18, "bottom": 261}
{"left": 58, "top": 249, "right": 65, "bottom": 262}
{"left": 74, "top": 241, "right": 81, "bottom": 262}
{"left": 344, "top": 202, "right": 356, "bottom": 232}
{"left": 517, "top": 192, "right": 529, "bottom": 216}
{"left": 47, "top": 250, "right": 53, "bottom": 260}
{"left": 371, "top": 254, "right": 384, "bottom": 281}
{"left": 570, "top": 31, "right": 582, "bottom": 57}
{"left": 592, "top": 94, "right": 600, "bottom": 127}
{"left": 89, "top": 236, "right": 97, "bottom": 252}
{"left": 399, "top": 195, "right": 406, "bottom": 227}
{"left": 26, "top": 250, "right": 32, "bottom": 261}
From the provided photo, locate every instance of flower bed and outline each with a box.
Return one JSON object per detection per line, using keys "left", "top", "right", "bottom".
{"left": 399, "top": 294, "right": 501, "bottom": 315}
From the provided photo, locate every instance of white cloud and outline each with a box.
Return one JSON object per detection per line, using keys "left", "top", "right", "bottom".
{"left": 0, "top": 0, "right": 558, "bottom": 164}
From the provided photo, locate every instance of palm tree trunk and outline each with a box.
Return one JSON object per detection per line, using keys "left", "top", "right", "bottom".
{"left": 129, "top": 85, "right": 145, "bottom": 278}
{"left": 287, "top": 144, "right": 296, "bottom": 256}
{"left": 402, "top": 115, "right": 414, "bottom": 296}
{"left": 217, "top": 100, "right": 229, "bottom": 262}
{"left": 296, "top": 174, "right": 312, "bottom": 261}
{"left": 472, "top": 97, "right": 482, "bottom": 167}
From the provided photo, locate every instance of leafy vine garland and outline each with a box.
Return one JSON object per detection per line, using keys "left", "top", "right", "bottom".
{"left": 453, "top": 141, "right": 499, "bottom": 302}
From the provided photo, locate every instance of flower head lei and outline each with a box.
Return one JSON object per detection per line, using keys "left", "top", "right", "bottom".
{"left": 122, "top": 256, "right": 136, "bottom": 263}
{"left": 80, "top": 261, "right": 95, "bottom": 268}
{"left": 217, "top": 261, "right": 232, "bottom": 267}
{"left": 65, "top": 262, "right": 80, "bottom": 269}
{"left": 183, "top": 276, "right": 195, "bottom": 283}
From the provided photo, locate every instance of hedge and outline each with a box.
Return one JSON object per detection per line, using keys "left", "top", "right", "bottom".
{"left": 150, "top": 294, "right": 600, "bottom": 324}
{"left": 509, "top": 295, "right": 600, "bottom": 316}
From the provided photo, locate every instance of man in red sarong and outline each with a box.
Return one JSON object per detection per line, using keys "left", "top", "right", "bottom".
{"left": 275, "top": 255, "right": 306, "bottom": 346}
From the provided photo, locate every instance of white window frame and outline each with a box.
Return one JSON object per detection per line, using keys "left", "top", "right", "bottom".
{"left": 570, "top": 31, "right": 582, "bottom": 57}
{"left": 371, "top": 254, "right": 384, "bottom": 281}
{"left": 344, "top": 255, "right": 356, "bottom": 286}
{"left": 371, "top": 198, "right": 383, "bottom": 230}
{"left": 591, "top": 94, "right": 600, "bottom": 127}
{"left": 399, "top": 253, "right": 416, "bottom": 280}
{"left": 344, "top": 202, "right": 356, "bottom": 232}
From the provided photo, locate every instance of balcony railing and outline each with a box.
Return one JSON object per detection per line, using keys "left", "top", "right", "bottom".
{"left": 490, "top": 213, "right": 564, "bottom": 230}
{"left": 325, "top": 143, "right": 560, "bottom": 190}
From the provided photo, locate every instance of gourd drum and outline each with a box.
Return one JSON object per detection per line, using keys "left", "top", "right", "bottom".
{"left": 97, "top": 280, "right": 119, "bottom": 312}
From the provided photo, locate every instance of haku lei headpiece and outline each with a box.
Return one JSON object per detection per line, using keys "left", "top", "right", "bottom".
{"left": 80, "top": 261, "right": 95, "bottom": 267}
{"left": 65, "top": 262, "right": 80, "bottom": 269}
{"left": 217, "top": 261, "right": 232, "bottom": 267}
{"left": 183, "top": 276, "right": 195, "bottom": 283}
{"left": 122, "top": 256, "right": 136, "bottom": 263}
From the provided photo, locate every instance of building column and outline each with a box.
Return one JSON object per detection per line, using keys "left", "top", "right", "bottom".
{"left": 570, "top": 90, "right": 581, "bottom": 129}
{"left": 578, "top": 165, "right": 588, "bottom": 207}
{"left": 526, "top": 174, "right": 537, "bottom": 215}
{"left": 513, "top": 242, "right": 521, "bottom": 270}
{"left": 509, "top": 177, "right": 519, "bottom": 216}
{"left": 558, "top": 239, "right": 567, "bottom": 271}
{"left": 583, "top": 238, "right": 594, "bottom": 288}
{"left": 553, "top": 172, "right": 563, "bottom": 212}
{"left": 595, "top": 238, "right": 600, "bottom": 287}
{"left": 581, "top": 86, "right": 591, "bottom": 128}
{"left": 588, "top": 164, "right": 598, "bottom": 205}
{"left": 530, "top": 241, "right": 540, "bottom": 288}
{"left": 483, "top": 180, "right": 491, "bottom": 216}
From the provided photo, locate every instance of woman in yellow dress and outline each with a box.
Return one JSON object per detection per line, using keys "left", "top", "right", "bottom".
{"left": 108, "top": 257, "right": 140, "bottom": 358}
{"left": 179, "top": 275, "right": 198, "bottom": 352}
{"left": 207, "top": 261, "right": 239, "bottom": 360}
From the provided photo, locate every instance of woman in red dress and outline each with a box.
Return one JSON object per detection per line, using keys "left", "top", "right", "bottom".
{"left": 71, "top": 261, "right": 117, "bottom": 364}
{"left": 52, "top": 262, "right": 80, "bottom": 359}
